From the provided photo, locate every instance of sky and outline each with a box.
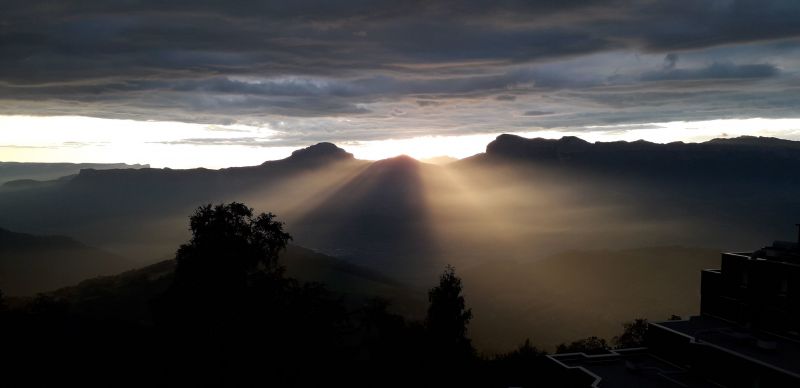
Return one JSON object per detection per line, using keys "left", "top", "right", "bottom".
{"left": 2, "top": 1, "right": 800, "bottom": 168}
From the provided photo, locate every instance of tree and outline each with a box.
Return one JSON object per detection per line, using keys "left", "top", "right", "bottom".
{"left": 155, "top": 203, "right": 301, "bottom": 385}
{"left": 556, "top": 336, "right": 609, "bottom": 355}
{"left": 495, "top": 338, "right": 545, "bottom": 362}
{"left": 613, "top": 318, "right": 649, "bottom": 348}
{"left": 426, "top": 265, "right": 474, "bottom": 357}
{"left": 172, "top": 202, "right": 292, "bottom": 294}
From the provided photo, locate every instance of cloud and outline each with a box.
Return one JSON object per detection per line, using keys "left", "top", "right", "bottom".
{"left": 416, "top": 100, "right": 444, "bottom": 107}
{"left": 0, "top": 0, "right": 799, "bottom": 143}
{"left": 663, "top": 53, "right": 679, "bottom": 70}
{"left": 642, "top": 62, "right": 780, "bottom": 81}
{"left": 522, "top": 110, "right": 554, "bottom": 116}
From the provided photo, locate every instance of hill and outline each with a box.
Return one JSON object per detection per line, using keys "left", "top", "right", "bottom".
{"left": 47, "top": 244, "right": 424, "bottom": 323}
{"left": 33, "top": 241, "right": 720, "bottom": 354}
{"left": 0, "top": 227, "right": 137, "bottom": 296}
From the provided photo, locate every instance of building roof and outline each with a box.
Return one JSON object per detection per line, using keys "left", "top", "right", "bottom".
{"left": 751, "top": 240, "right": 800, "bottom": 265}
{"left": 548, "top": 348, "right": 719, "bottom": 387}
{"left": 654, "top": 315, "right": 800, "bottom": 379}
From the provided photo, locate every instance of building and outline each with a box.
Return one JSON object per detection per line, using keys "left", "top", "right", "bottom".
{"left": 547, "top": 235, "right": 800, "bottom": 387}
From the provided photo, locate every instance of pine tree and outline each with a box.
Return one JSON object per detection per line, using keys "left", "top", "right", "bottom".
{"left": 426, "top": 265, "right": 474, "bottom": 358}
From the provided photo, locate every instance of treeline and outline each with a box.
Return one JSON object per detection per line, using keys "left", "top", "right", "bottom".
{"left": 0, "top": 203, "right": 647, "bottom": 387}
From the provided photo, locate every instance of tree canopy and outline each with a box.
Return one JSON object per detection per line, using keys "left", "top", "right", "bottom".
{"left": 173, "top": 202, "right": 292, "bottom": 293}
{"left": 613, "top": 318, "right": 649, "bottom": 348}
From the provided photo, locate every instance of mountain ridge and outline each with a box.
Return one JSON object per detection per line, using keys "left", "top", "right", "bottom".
{"left": 483, "top": 134, "right": 800, "bottom": 160}
{"left": 6, "top": 136, "right": 800, "bottom": 181}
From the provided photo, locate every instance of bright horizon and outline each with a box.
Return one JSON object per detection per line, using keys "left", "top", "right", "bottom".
{"left": 3, "top": 115, "right": 800, "bottom": 169}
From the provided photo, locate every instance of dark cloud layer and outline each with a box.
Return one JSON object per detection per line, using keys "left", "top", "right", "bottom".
{"left": 2, "top": 0, "right": 800, "bottom": 140}
{"left": 642, "top": 61, "right": 780, "bottom": 81}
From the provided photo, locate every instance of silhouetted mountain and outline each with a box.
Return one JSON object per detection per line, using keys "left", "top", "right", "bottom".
{"left": 706, "top": 135, "right": 800, "bottom": 148}
{"left": 484, "top": 134, "right": 591, "bottom": 161}
{"left": 454, "top": 134, "right": 800, "bottom": 251}
{"left": 279, "top": 141, "right": 355, "bottom": 165}
{"left": 0, "top": 174, "right": 75, "bottom": 191}
{"left": 0, "top": 161, "right": 148, "bottom": 185}
{"left": 474, "top": 134, "right": 800, "bottom": 182}
{"left": 64, "top": 142, "right": 358, "bottom": 199}
{"left": 0, "top": 227, "right": 136, "bottom": 295}
{"left": 0, "top": 142, "right": 368, "bottom": 258}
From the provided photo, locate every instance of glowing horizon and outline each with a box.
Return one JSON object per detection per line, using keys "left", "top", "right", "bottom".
{"left": 2, "top": 115, "right": 800, "bottom": 169}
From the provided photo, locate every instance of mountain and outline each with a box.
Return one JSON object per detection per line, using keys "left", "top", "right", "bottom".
{"left": 0, "top": 142, "right": 368, "bottom": 260}
{"left": 0, "top": 228, "right": 137, "bottom": 296}
{"left": 472, "top": 134, "right": 800, "bottom": 182}
{"left": 453, "top": 134, "right": 800, "bottom": 253}
{"left": 280, "top": 141, "right": 355, "bottom": 164}
{"left": 2, "top": 136, "right": 800, "bottom": 283}
{"left": 706, "top": 135, "right": 800, "bottom": 149}
{"left": 0, "top": 162, "right": 148, "bottom": 185}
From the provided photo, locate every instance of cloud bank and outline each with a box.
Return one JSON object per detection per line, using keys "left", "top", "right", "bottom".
{"left": 2, "top": 0, "right": 800, "bottom": 144}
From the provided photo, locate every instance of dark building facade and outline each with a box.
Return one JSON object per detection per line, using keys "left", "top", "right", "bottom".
{"left": 548, "top": 238, "right": 800, "bottom": 387}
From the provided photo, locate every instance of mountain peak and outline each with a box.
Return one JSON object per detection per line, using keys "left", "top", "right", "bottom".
{"left": 277, "top": 142, "right": 354, "bottom": 164}
{"left": 486, "top": 134, "right": 591, "bottom": 159}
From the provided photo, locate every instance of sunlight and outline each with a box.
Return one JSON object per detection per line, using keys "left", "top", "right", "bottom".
{"left": 3, "top": 115, "right": 800, "bottom": 168}
{"left": 343, "top": 133, "right": 502, "bottom": 160}
{"left": 0, "top": 115, "right": 291, "bottom": 168}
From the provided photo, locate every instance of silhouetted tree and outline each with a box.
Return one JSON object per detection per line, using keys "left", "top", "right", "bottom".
{"left": 153, "top": 203, "right": 357, "bottom": 386}
{"left": 489, "top": 338, "right": 550, "bottom": 387}
{"left": 496, "top": 338, "right": 545, "bottom": 361}
{"left": 173, "top": 202, "right": 292, "bottom": 294}
{"left": 426, "top": 265, "right": 475, "bottom": 359}
{"left": 556, "top": 336, "right": 609, "bottom": 354}
{"left": 28, "top": 293, "right": 69, "bottom": 316}
{"left": 613, "top": 318, "right": 648, "bottom": 348}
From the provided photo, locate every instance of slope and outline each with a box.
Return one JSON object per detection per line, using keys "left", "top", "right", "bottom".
{"left": 0, "top": 227, "right": 137, "bottom": 296}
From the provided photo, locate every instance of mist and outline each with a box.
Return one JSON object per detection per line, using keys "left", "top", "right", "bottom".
{"left": 5, "top": 136, "right": 795, "bottom": 353}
